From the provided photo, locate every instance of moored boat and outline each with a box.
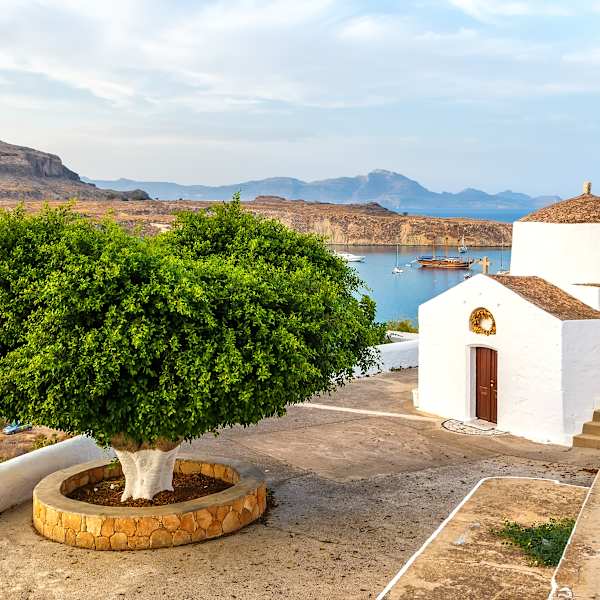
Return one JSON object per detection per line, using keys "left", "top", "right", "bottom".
{"left": 392, "top": 239, "right": 402, "bottom": 274}
{"left": 334, "top": 251, "right": 365, "bottom": 262}
{"left": 418, "top": 236, "right": 474, "bottom": 269}
{"left": 417, "top": 256, "right": 474, "bottom": 269}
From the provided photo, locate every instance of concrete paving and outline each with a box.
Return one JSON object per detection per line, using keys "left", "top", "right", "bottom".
{"left": 553, "top": 472, "right": 600, "bottom": 599}
{"left": 387, "top": 478, "right": 588, "bottom": 600}
{"left": 0, "top": 370, "right": 599, "bottom": 600}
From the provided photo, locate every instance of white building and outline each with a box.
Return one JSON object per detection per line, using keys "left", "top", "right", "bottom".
{"left": 418, "top": 184, "right": 600, "bottom": 447}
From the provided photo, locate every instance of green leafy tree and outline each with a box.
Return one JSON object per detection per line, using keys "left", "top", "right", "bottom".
{"left": 0, "top": 198, "right": 382, "bottom": 500}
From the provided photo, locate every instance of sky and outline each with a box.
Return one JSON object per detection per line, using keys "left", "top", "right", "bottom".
{"left": 1, "top": 0, "right": 600, "bottom": 196}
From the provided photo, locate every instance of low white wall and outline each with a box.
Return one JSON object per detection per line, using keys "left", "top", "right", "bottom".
{"left": 386, "top": 331, "right": 419, "bottom": 343}
{"left": 0, "top": 435, "right": 113, "bottom": 513}
{"left": 355, "top": 340, "right": 419, "bottom": 377}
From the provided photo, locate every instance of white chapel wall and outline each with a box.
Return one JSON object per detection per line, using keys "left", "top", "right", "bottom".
{"left": 561, "top": 320, "right": 600, "bottom": 438}
{"left": 560, "top": 284, "right": 600, "bottom": 311}
{"left": 511, "top": 222, "right": 600, "bottom": 287}
{"left": 418, "top": 275, "right": 567, "bottom": 445}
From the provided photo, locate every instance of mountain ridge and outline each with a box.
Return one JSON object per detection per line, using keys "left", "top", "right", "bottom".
{"left": 84, "top": 169, "right": 560, "bottom": 213}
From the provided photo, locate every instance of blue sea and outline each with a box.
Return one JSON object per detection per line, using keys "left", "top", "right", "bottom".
{"left": 407, "top": 208, "right": 528, "bottom": 223}
{"left": 347, "top": 245, "right": 512, "bottom": 324}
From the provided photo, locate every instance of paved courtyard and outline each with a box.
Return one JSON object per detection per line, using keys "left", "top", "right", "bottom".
{"left": 1, "top": 369, "right": 599, "bottom": 600}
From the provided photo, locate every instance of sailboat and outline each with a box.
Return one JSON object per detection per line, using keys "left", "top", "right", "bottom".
{"left": 458, "top": 234, "right": 468, "bottom": 254}
{"left": 496, "top": 239, "right": 509, "bottom": 275}
{"left": 392, "top": 239, "right": 403, "bottom": 274}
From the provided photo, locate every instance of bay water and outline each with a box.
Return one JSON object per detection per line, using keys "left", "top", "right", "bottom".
{"left": 347, "top": 245, "right": 512, "bottom": 324}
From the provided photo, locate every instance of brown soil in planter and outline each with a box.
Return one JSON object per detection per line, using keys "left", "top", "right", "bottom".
{"left": 67, "top": 473, "right": 233, "bottom": 507}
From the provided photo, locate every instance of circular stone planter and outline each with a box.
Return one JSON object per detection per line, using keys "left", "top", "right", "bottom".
{"left": 32, "top": 453, "right": 267, "bottom": 550}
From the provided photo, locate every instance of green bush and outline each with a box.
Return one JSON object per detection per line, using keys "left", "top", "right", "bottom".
{"left": 31, "top": 433, "right": 60, "bottom": 451}
{"left": 493, "top": 518, "right": 575, "bottom": 566}
{"left": 386, "top": 319, "right": 418, "bottom": 333}
{"left": 0, "top": 198, "right": 383, "bottom": 447}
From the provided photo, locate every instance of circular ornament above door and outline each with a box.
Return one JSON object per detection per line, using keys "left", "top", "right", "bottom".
{"left": 469, "top": 307, "right": 496, "bottom": 335}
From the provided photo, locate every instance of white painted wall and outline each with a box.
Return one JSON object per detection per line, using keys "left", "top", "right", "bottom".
{"left": 0, "top": 435, "right": 113, "bottom": 513}
{"left": 561, "top": 284, "right": 600, "bottom": 311}
{"left": 561, "top": 320, "right": 600, "bottom": 437}
{"left": 511, "top": 222, "right": 600, "bottom": 288}
{"left": 355, "top": 340, "right": 418, "bottom": 377}
{"left": 418, "top": 275, "right": 570, "bottom": 445}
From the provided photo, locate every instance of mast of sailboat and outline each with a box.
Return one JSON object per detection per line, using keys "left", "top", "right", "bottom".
{"left": 395, "top": 236, "right": 399, "bottom": 268}
{"left": 445, "top": 236, "right": 449, "bottom": 258}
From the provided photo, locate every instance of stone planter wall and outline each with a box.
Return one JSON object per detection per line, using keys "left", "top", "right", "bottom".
{"left": 33, "top": 454, "right": 267, "bottom": 550}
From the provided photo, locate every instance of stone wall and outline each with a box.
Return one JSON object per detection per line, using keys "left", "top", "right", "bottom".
{"left": 33, "top": 455, "right": 267, "bottom": 550}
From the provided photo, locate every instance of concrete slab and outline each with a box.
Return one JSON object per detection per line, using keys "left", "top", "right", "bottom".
{"left": 0, "top": 370, "right": 598, "bottom": 599}
{"left": 240, "top": 416, "right": 495, "bottom": 482}
{"left": 552, "top": 472, "right": 600, "bottom": 599}
{"left": 385, "top": 478, "right": 588, "bottom": 600}
{"left": 310, "top": 370, "right": 421, "bottom": 417}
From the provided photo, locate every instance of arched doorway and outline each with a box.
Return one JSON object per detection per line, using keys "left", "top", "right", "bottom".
{"left": 476, "top": 347, "right": 497, "bottom": 423}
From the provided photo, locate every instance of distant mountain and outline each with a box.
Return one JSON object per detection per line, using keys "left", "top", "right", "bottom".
{"left": 0, "top": 140, "right": 150, "bottom": 201}
{"left": 84, "top": 169, "right": 560, "bottom": 213}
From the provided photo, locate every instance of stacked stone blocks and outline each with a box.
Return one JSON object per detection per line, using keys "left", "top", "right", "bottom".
{"left": 33, "top": 455, "right": 267, "bottom": 550}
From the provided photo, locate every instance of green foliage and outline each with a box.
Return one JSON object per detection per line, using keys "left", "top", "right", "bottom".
{"left": 493, "top": 518, "right": 575, "bottom": 566}
{"left": 0, "top": 198, "right": 382, "bottom": 446}
{"left": 386, "top": 319, "right": 418, "bottom": 333}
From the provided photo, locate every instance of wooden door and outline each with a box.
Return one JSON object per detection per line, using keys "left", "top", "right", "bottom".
{"left": 476, "top": 348, "right": 497, "bottom": 423}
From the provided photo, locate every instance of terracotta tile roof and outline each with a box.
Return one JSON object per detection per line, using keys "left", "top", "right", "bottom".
{"left": 488, "top": 275, "right": 600, "bottom": 320}
{"left": 520, "top": 193, "right": 600, "bottom": 223}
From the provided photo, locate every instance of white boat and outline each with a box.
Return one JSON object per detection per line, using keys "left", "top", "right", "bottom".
{"left": 334, "top": 251, "right": 365, "bottom": 263}
{"left": 392, "top": 240, "right": 402, "bottom": 274}
{"left": 458, "top": 234, "right": 468, "bottom": 254}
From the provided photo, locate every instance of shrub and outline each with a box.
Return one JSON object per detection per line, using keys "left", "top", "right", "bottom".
{"left": 493, "top": 518, "right": 575, "bottom": 566}
{"left": 31, "top": 433, "right": 61, "bottom": 451}
{"left": 0, "top": 198, "right": 382, "bottom": 499}
{"left": 386, "top": 319, "right": 418, "bottom": 333}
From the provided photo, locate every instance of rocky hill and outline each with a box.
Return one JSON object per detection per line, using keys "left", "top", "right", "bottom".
{"left": 245, "top": 196, "right": 512, "bottom": 246}
{"left": 0, "top": 140, "right": 149, "bottom": 201}
{"left": 0, "top": 140, "right": 512, "bottom": 245}
{"left": 0, "top": 195, "right": 512, "bottom": 247}
{"left": 86, "top": 169, "right": 559, "bottom": 214}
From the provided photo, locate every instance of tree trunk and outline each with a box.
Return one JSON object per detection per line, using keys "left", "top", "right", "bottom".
{"left": 111, "top": 437, "right": 181, "bottom": 502}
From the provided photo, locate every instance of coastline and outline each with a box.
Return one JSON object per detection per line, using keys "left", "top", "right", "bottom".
{"left": 0, "top": 196, "right": 514, "bottom": 248}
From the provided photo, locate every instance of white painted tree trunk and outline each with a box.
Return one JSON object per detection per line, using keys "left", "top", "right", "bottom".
{"left": 114, "top": 445, "right": 180, "bottom": 501}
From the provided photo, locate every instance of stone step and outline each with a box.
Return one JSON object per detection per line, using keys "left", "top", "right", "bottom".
{"left": 573, "top": 433, "right": 600, "bottom": 450}
{"left": 593, "top": 410, "right": 600, "bottom": 423}
{"left": 583, "top": 421, "right": 600, "bottom": 436}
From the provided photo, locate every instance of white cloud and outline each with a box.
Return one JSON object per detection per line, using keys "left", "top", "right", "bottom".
{"left": 0, "top": 0, "right": 590, "bottom": 116}
{"left": 0, "top": 0, "right": 599, "bottom": 191}
{"left": 563, "top": 48, "right": 600, "bottom": 64}
{"left": 449, "top": 0, "right": 574, "bottom": 21}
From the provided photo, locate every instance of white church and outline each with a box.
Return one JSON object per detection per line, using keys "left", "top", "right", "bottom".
{"left": 418, "top": 183, "right": 600, "bottom": 447}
